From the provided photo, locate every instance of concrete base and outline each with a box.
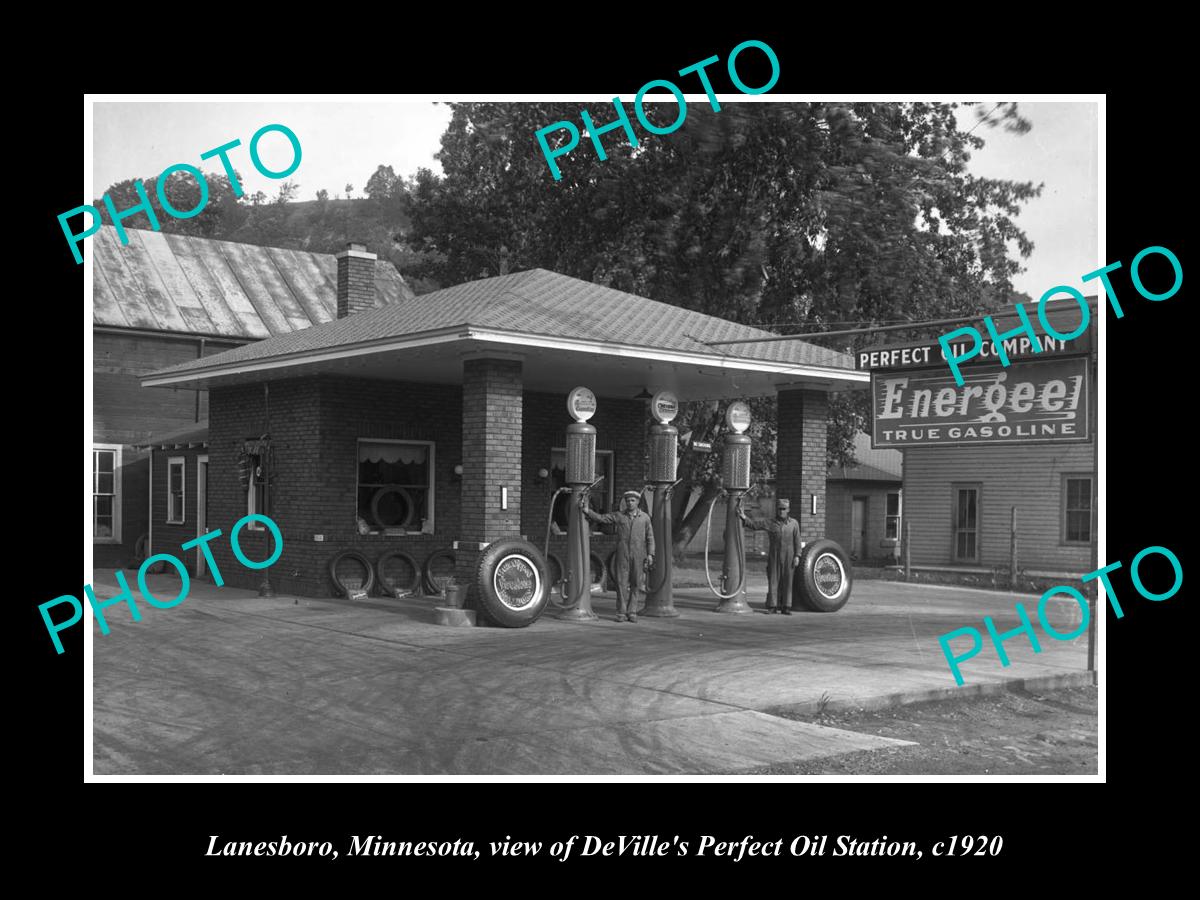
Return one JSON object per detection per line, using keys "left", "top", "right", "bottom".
{"left": 715, "top": 595, "right": 754, "bottom": 615}
{"left": 434, "top": 606, "right": 476, "bottom": 627}
{"left": 641, "top": 604, "right": 680, "bottom": 618}
{"left": 555, "top": 606, "right": 599, "bottom": 622}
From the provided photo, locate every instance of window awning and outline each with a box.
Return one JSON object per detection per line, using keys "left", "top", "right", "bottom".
{"left": 358, "top": 443, "right": 427, "bottom": 465}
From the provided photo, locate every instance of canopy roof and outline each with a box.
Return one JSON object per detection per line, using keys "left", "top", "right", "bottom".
{"left": 142, "top": 268, "right": 865, "bottom": 399}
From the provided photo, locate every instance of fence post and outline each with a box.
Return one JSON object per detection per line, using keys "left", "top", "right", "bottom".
{"left": 903, "top": 520, "right": 912, "bottom": 582}
{"left": 1009, "top": 506, "right": 1018, "bottom": 591}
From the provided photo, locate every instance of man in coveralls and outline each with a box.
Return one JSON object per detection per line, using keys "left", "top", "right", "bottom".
{"left": 739, "top": 498, "right": 802, "bottom": 614}
{"left": 582, "top": 490, "right": 655, "bottom": 623}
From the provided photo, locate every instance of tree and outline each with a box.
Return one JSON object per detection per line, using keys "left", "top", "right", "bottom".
{"left": 406, "top": 101, "right": 1041, "bottom": 557}
{"left": 92, "top": 169, "right": 244, "bottom": 237}
{"left": 274, "top": 181, "right": 301, "bottom": 204}
{"left": 365, "top": 165, "right": 399, "bottom": 200}
{"left": 315, "top": 188, "right": 330, "bottom": 203}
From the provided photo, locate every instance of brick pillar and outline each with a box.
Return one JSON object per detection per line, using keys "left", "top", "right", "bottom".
{"left": 776, "top": 388, "right": 828, "bottom": 544}
{"left": 456, "top": 357, "right": 524, "bottom": 603}
{"left": 335, "top": 243, "right": 377, "bottom": 318}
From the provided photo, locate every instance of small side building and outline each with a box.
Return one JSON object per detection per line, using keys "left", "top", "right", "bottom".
{"left": 137, "top": 423, "right": 212, "bottom": 577}
{"left": 826, "top": 432, "right": 902, "bottom": 566}
{"left": 864, "top": 297, "right": 1097, "bottom": 584}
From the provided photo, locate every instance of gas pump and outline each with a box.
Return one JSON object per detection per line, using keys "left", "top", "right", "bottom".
{"left": 643, "top": 391, "right": 681, "bottom": 617}
{"left": 704, "top": 401, "right": 755, "bottom": 614}
{"left": 558, "top": 386, "right": 600, "bottom": 621}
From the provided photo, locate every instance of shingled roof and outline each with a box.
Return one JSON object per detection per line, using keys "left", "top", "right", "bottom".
{"left": 93, "top": 226, "right": 413, "bottom": 339}
{"left": 146, "top": 267, "right": 856, "bottom": 381}
{"left": 828, "top": 431, "right": 903, "bottom": 482}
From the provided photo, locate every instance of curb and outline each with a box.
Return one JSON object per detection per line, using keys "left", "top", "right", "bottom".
{"left": 767, "top": 670, "right": 1098, "bottom": 718}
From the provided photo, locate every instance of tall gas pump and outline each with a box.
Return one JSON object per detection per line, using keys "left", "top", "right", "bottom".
{"left": 707, "top": 401, "right": 754, "bottom": 615}
{"left": 559, "top": 386, "right": 600, "bottom": 621}
{"left": 643, "top": 391, "right": 680, "bottom": 617}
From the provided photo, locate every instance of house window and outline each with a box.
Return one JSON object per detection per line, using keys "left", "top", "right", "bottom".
{"left": 549, "top": 448, "right": 615, "bottom": 532}
{"left": 93, "top": 445, "right": 122, "bottom": 543}
{"left": 952, "top": 483, "right": 981, "bottom": 563}
{"left": 1063, "top": 475, "right": 1094, "bottom": 544}
{"left": 885, "top": 491, "right": 902, "bottom": 540}
{"left": 167, "top": 457, "right": 185, "bottom": 524}
{"left": 357, "top": 440, "right": 434, "bottom": 534}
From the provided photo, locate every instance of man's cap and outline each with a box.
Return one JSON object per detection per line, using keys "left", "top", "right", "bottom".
{"left": 622, "top": 490, "right": 642, "bottom": 500}
{"left": 776, "top": 498, "right": 790, "bottom": 508}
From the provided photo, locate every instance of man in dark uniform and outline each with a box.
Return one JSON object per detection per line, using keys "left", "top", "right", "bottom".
{"left": 582, "top": 490, "right": 655, "bottom": 623}
{"left": 739, "top": 497, "right": 803, "bottom": 614}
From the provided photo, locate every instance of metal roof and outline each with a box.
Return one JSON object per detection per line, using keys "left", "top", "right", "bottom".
{"left": 143, "top": 267, "right": 857, "bottom": 385}
{"left": 93, "top": 226, "right": 414, "bottom": 339}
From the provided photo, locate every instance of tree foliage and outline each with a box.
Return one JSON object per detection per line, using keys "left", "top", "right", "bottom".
{"left": 403, "top": 101, "right": 1041, "bottom": 554}
{"left": 93, "top": 165, "right": 440, "bottom": 286}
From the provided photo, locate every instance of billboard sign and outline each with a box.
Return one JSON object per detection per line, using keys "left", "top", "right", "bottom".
{"left": 871, "top": 357, "right": 1090, "bottom": 448}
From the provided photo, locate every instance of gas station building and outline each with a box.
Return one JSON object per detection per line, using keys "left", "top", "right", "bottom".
{"left": 142, "top": 245, "right": 866, "bottom": 603}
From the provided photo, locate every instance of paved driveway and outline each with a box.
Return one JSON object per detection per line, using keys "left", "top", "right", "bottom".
{"left": 90, "top": 574, "right": 1090, "bottom": 775}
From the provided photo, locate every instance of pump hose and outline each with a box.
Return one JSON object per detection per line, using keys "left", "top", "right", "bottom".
{"left": 644, "top": 479, "right": 683, "bottom": 594}
{"left": 704, "top": 492, "right": 748, "bottom": 600}
{"left": 546, "top": 476, "right": 606, "bottom": 610}
{"left": 544, "top": 487, "right": 571, "bottom": 607}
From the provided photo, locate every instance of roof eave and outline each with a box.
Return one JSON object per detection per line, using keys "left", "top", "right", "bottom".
{"left": 140, "top": 325, "right": 867, "bottom": 390}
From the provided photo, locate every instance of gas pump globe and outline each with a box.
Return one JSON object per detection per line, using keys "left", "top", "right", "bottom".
{"left": 559, "top": 386, "right": 601, "bottom": 621}
{"left": 643, "top": 390, "right": 680, "bottom": 617}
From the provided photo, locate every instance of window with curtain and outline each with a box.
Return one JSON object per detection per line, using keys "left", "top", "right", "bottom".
{"left": 357, "top": 440, "right": 434, "bottom": 534}
{"left": 93, "top": 446, "right": 121, "bottom": 542}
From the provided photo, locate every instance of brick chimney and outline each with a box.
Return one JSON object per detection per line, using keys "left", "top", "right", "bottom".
{"left": 336, "top": 242, "right": 377, "bottom": 318}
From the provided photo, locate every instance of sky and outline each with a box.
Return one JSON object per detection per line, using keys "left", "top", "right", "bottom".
{"left": 91, "top": 99, "right": 1097, "bottom": 297}
{"left": 951, "top": 102, "right": 1098, "bottom": 297}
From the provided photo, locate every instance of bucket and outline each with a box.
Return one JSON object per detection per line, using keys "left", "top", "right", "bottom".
{"left": 444, "top": 583, "right": 468, "bottom": 609}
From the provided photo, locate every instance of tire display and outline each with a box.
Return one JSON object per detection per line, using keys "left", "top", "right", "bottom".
{"left": 794, "top": 539, "right": 853, "bottom": 612}
{"left": 329, "top": 550, "right": 376, "bottom": 597}
{"left": 369, "top": 486, "right": 416, "bottom": 530}
{"left": 590, "top": 551, "right": 607, "bottom": 590}
{"left": 474, "top": 539, "right": 551, "bottom": 628}
{"left": 422, "top": 548, "right": 456, "bottom": 595}
{"left": 376, "top": 550, "right": 421, "bottom": 596}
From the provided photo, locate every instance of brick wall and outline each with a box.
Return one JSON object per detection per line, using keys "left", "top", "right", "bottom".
{"left": 455, "top": 359, "right": 524, "bottom": 598}
{"left": 336, "top": 248, "right": 377, "bottom": 319}
{"left": 776, "top": 388, "right": 829, "bottom": 544}
{"left": 317, "top": 376, "right": 462, "bottom": 594}
{"left": 205, "top": 372, "right": 650, "bottom": 599}
{"left": 208, "top": 376, "right": 462, "bottom": 596}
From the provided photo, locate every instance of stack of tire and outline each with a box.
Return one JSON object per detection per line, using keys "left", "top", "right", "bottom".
{"left": 327, "top": 540, "right": 553, "bottom": 628}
